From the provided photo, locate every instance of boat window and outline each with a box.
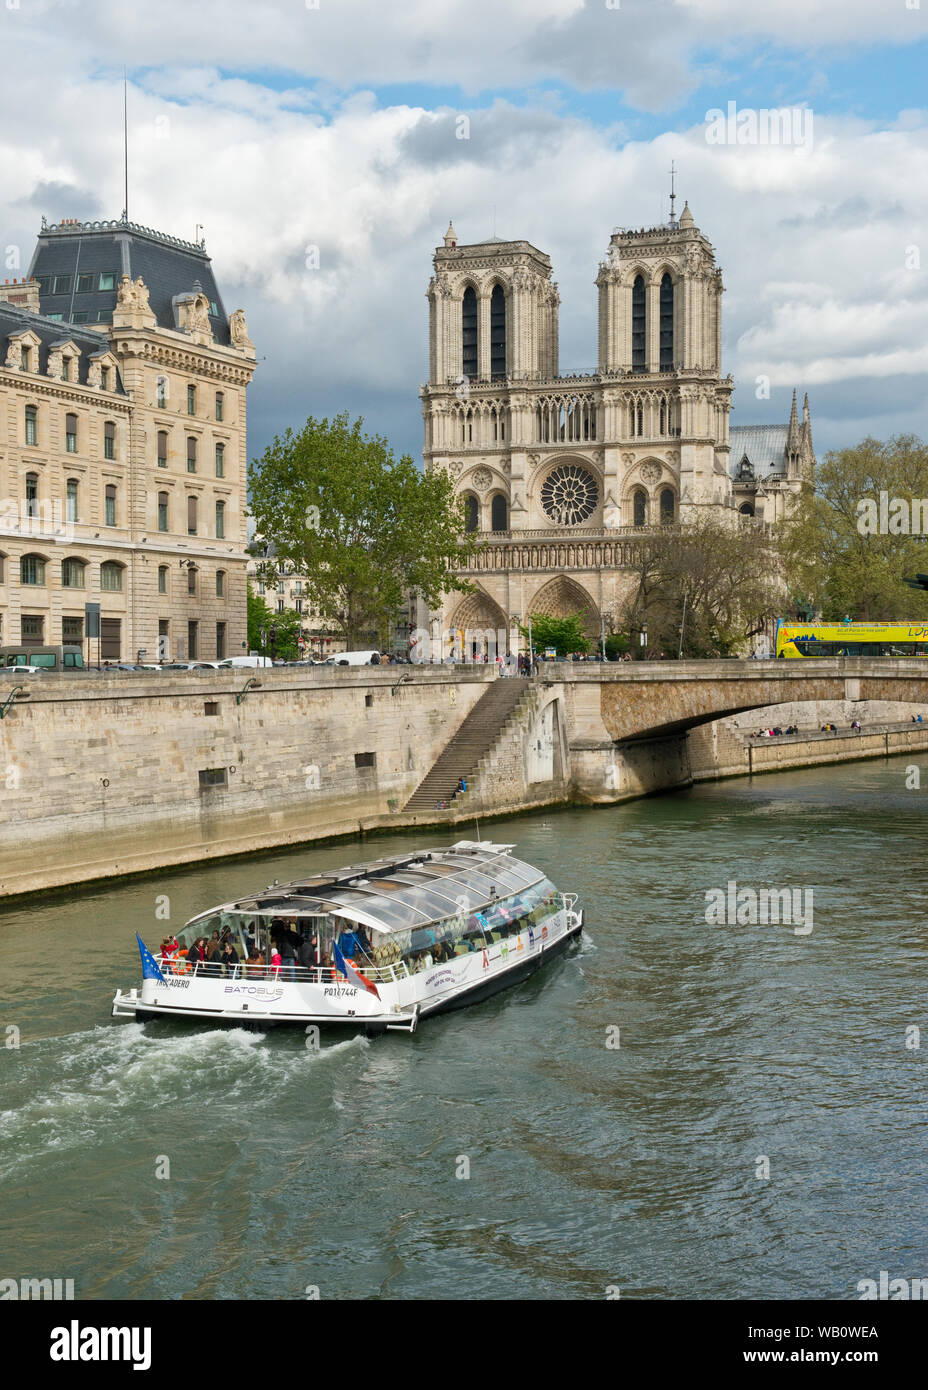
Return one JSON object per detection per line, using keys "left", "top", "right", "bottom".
{"left": 328, "top": 889, "right": 428, "bottom": 928}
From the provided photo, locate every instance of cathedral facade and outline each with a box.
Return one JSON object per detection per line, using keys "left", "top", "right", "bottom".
{"left": 420, "top": 203, "right": 813, "bottom": 646}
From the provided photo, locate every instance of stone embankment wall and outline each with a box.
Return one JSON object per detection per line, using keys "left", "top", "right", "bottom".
{"left": 689, "top": 699, "right": 928, "bottom": 781}
{"left": 0, "top": 666, "right": 495, "bottom": 897}
{"left": 4, "top": 665, "right": 928, "bottom": 901}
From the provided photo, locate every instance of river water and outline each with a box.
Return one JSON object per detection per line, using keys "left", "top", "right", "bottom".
{"left": 2, "top": 755, "right": 926, "bottom": 1301}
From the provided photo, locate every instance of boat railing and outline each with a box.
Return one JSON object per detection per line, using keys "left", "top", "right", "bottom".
{"left": 156, "top": 956, "right": 409, "bottom": 985}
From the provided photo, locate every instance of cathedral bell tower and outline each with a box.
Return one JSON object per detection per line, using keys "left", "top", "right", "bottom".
{"left": 595, "top": 201, "right": 733, "bottom": 518}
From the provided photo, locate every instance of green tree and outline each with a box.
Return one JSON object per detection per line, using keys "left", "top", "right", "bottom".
{"left": 621, "top": 515, "right": 781, "bottom": 657}
{"left": 780, "top": 435, "right": 928, "bottom": 620}
{"left": 246, "top": 584, "right": 304, "bottom": 661}
{"left": 248, "top": 413, "right": 481, "bottom": 648}
{"left": 521, "top": 612, "right": 591, "bottom": 657}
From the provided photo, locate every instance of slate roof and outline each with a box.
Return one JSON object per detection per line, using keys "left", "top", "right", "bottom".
{"left": 27, "top": 217, "right": 231, "bottom": 345}
{"left": 729, "top": 424, "right": 789, "bottom": 480}
{"left": 0, "top": 303, "right": 126, "bottom": 392}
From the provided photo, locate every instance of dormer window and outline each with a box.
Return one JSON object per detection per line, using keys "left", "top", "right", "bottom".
{"left": 20, "top": 346, "right": 29, "bottom": 371}
{"left": 100, "top": 366, "right": 110, "bottom": 391}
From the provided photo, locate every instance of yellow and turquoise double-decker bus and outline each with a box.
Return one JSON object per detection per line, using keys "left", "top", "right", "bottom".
{"left": 775, "top": 621, "right": 928, "bottom": 658}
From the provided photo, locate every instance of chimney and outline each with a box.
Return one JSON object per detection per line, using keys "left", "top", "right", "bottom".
{"left": 0, "top": 277, "right": 40, "bottom": 313}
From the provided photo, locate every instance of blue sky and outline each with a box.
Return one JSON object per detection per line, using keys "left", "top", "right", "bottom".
{"left": 2, "top": 0, "right": 927, "bottom": 467}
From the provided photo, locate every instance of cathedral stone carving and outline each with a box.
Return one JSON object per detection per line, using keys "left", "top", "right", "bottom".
{"left": 640, "top": 461, "right": 662, "bottom": 483}
{"left": 471, "top": 467, "right": 493, "bottom": 491}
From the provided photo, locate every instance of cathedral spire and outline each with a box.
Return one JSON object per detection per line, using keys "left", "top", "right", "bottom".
{"left": 787, "top": 388, "right": 800, "bottom": 447}
{"left": 443, "top": 221, "right": 457, "bottom": 249}
{"left": 678, "top": 200, "right": 694, "bottom": 229}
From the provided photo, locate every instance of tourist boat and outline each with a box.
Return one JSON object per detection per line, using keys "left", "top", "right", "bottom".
{"left": 111, "top": 840, "right": 584, "bottom": 1034}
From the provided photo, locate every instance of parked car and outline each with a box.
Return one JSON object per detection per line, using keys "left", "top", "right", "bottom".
{"left": 325, "top": 650, "right": 382, "bottom": 666}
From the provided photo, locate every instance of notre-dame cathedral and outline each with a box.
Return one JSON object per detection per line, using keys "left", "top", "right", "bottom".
{"left": 420, "top": 201, "right": 814, "bottom": 643}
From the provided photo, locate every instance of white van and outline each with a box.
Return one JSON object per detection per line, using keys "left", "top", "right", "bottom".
{"left": 216, "top": 654, "right": 273, "bottom": 669}
{"left": 325, "top": 650, "right": 382, "bottom": 666}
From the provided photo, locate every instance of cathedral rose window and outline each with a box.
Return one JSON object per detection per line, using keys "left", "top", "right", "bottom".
{"left": 540, "top": 464, "right": 598, "bottom": 526}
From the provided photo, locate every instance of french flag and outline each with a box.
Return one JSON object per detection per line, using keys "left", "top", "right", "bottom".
{"left": 333, "top": 938, "right": 380, "bottom": 1000}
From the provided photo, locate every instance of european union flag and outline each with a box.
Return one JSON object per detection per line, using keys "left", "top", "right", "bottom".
{"left": 136, "top": 933, "right": 166, "bottom": 983}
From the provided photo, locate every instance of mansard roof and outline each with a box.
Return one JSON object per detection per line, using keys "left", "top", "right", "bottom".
{"left": 0, "top": 303, "right": 126, "bottom": 391}
{"left": 27, "top": 216, "right": 231, "bottom": 345}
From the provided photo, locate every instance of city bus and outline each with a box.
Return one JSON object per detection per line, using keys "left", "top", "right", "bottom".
{"left": 775, "top": 621, "right": 928, "bottom": 658}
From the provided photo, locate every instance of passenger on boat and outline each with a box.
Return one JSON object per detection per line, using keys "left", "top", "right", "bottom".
{"left": 299, "top": 933, "right": 318, "bottom": 970}
{"left": 206, "top": 931, "right": 222, "bottom": 962}
{"left": 162, "top": 934, "right": 179, "bottom": 959}
{"left": 246, "top": 945, "right": 266, "bottom": 976}
{"left": 186, "top": 939, "right": 204, "bottom": 967}
{"left": 269, "top": 946, "right": 283, "bottom": 976}
{"left": 220, "top": 941, "right": 239, "bottom": 975}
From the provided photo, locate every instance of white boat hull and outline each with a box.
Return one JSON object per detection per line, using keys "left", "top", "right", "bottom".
{"left": 113, "top": 908, "right": 583, "bottom": 1034}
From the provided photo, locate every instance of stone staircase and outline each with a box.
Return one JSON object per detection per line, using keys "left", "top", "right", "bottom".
{"left": 402, "top": 677, "right": 530, "bottom": 812}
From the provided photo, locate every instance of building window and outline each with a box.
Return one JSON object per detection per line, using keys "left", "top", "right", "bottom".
{"left": 100, "top": 366, "right": 110, "bottom": 391}
{"left": 659, "top": 274, "right": 674, "bottom": 372}
{"left": 95, "top": 309, "right": 109, "bottom": 323}
{"left": 198, "top": 767, "right": 227, "bottom": 788}
{"left": 277, "top": 599, "right": 284, "bottom": 614}
{"left": 257, "top": 581, "right": 265, "bottom": 596}
{"left": 659, "top": 488, "right": 675, "bottom": 524}
{"left": 187, "top": 437, "right": 197, "bottom": 472}
{"left": 76, "top": 272, "right": 93, "bottom": 294}
{"left": 215, "top": 392, "right": 224, "bottom": 421}
{"left": 25, "top": 473, "right": 38, "bottom": 517}
{"left": 157, "top": 430, "right": 168, "bottom": 467}
{"left": 632, "top": 275, "right": 646, "bottom": 371}
{"left": 100, "top": 616, "right": 121, "bottom": 660}
{"left": 62, "top": 557, "right": 86, "bottom": 588}
{"left": 25, "top": 405, "right": 37, "bottom": 446}
{"left": 187, "top": 566, "right": 197, "bottom": 596}
{"left": 98, "top": 272, "right": 117, "bottom": 291}
{"left": 633, "top": 489, "right": 647, "bottom": 527}
{"left": 105, "top": 484, "right": 116, "bottom": 527}
{"left": 215, "top": 500, "right": 225, "bottom": 538}
{"left": 103, "top": 420, "right": 116, "bottom": 460}
{"left": 158, "top": 492, "right": 169, "bottom": 532}
{"left": 36, "top": 276, "right": 51, "bottom": 296}
{"left": 187, "top": 384, "right": 196, "bottom": 415}
{"left": 216, "top": 570, "right": 225, "bottom": 598}
{"left": 21, "top": 614, "right": 44, "bottom": 645}
{"left": 188, "top": 621, "right": 198, "bottom": 659}
{"left": 53, "top": 275, "right": 71, "bottom": 295}
{"left": 205, "top": 701, "right": 219, "bottom": 717}
{"left": 66, "top": 478, "right": 79, "bottom": 522}
{"left": 72, "top": 311, "right": 88, "bottom": 324}
{"left": 20, "top": 554, "right": 46, "bottom": 585}
{"left": 65, "top": 412, "right": 78, "bottom": 452}
{"left": 215, "top": 622, "right": 226, "bottom": 660}
{"left": 215, "top": 442, "right": 224, "bottom": 477}
{"left": 491, "top": 494, "right": 508, "bottom": 532}
{"left": 355, "top": 752, "right": 376, "bottom": 769}
{"left": 156, "top": 377, "right": 167, "bottom": 409}
{"left": 62, "top": 616, "right": 83, "bottom": 643}
{"left": 463, "top": 494, "right": 478, "bottom": 533}
{"left": 490, "top": 284, "right": 506, "bottom": 379}
{"left": 20, "top": 345, "right": 30, "bottom": 371}
{"left": 100, "top": 561, "right": 123, "bottom": 592}
{"left": 158, "top": 564, "right": 168, "bottom": 594}
{"left": 187, "top": 495, "right": 198, "bottom": 536}
{"left": 462, "top": 286, "right": 477, "bottom": 379}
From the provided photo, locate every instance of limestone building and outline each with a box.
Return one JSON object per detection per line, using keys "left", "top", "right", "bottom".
{"left": 421, "top": 204, "right": 813, "bottom": 642}
{"left": 0, "top": 215, "right": 256, "bottom": 662}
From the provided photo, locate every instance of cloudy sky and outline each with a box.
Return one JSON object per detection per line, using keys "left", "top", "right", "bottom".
{"left": 2, "top": 0, "right": 926, "bottom": 465}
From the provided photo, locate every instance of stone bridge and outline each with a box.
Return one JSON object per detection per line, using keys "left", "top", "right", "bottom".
{"left": 558, "top": 657, "right": 928, "bottom": 744}
{"left": 479, "top": 658, "right": 928, "bottom": 808}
